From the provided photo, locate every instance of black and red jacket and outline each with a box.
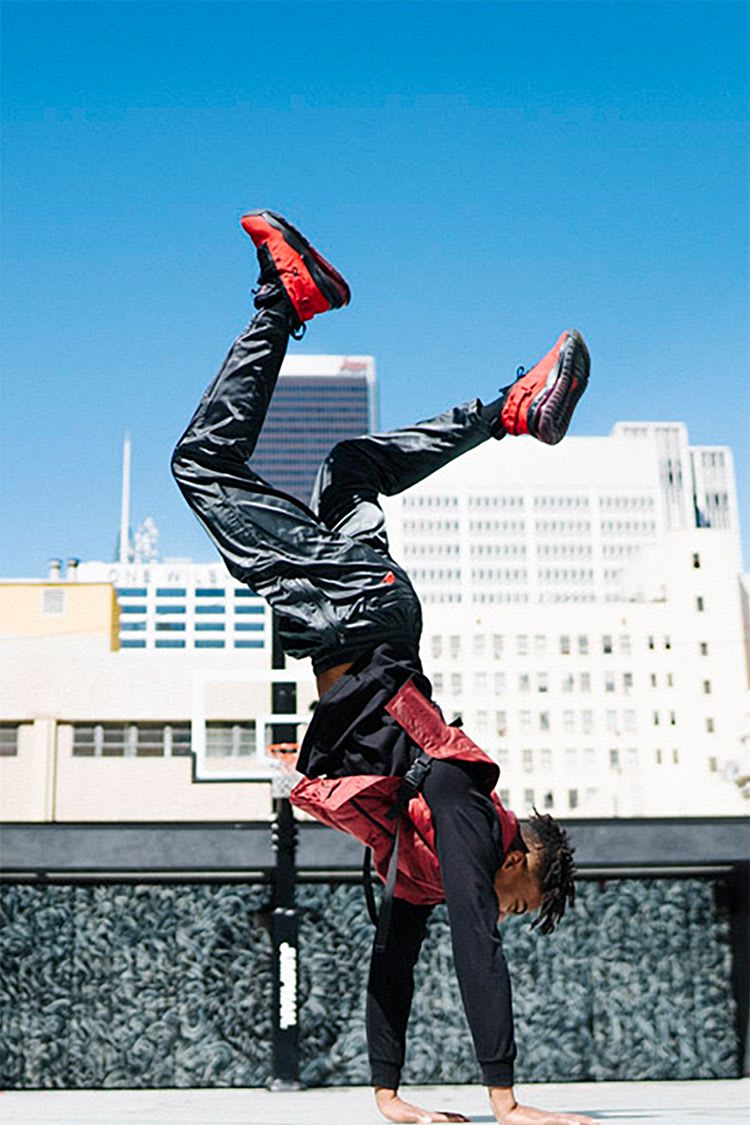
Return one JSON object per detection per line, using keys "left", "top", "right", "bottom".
{"left": 292, "top": 677, "right": 519, "bottom": 904}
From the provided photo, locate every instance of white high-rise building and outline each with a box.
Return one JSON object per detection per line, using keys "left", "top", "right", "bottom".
{"left": 382, "top": 422, "right": 747, "bottom": 817}
{"left": 384, "top": 422, "right": 741, "bottom": 605}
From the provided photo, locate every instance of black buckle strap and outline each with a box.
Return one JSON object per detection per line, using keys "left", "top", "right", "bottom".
{"left": 363, "top": 753, "right": 433, "bottom": 953}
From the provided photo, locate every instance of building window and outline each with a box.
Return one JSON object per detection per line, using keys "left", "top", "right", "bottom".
{"left": 669, "top": 711, "right": 677, "bottom": 726}
{"left": 653, "top": 711, "right": 660, "bottom": 727}
{"left": 568, "top": 789, "right": 578, "bottom": 811}
{"left": 580, "top": 673, "right": 591, "bottom": 693}
{"left": 42, "top": 589, "right": 65, "bottom": 615}
{"left": 539, "top": 711, "right": 550, "bottom": 732}
{"left": 520, "top": 710, "right": 532, "bottom": 730}
{"left": 495, "top": 711, "right": 507, "bottom": 736}
{"left": 536, "top": 672, "right": 549, "bottom": 693}
{"left": 650, "top": 673, "right": 657, "bottom": 688}
{"left": 473, "top": 634, "right": 486, "bottom": 657}
{"left": 235, "top": 640, "right": 263, "bottom": 649}
{"left": 451, "top": 673, "right": 463, "bottom": 696}
{"left": 609, "top": 749, "right": 620, "bottom": 768}
{"left": 156, "top": 605, "right": 186, "bottom": 615}
{"left": 560, "top": 635, "right": 571, "bottom": 655}
{"left": 563, "top": 710, "right": 575, "bottom": 733}
{"left": 602, "top": 635, "right": 613, "bottom": 654}
{"left": 235, "top": 622, "right": 263, "bottom": 632}
{"left": 703, "top": 680, "right": 712, "bottom": 694}
{"left": 524, "top": 788, "right": 535, "bottom": 811}
{"left": 433, "top": 672, "right": 444, "bottom": 693}
{"left": 494, "top": 672, "right": 506, "bottom": 694}
{"left": 155, "top": 640, "right": 186, "bottom": 649}
{"left": 449, "top": 635, "right": 461, "bottom": 659}
{"left": 72, "top": 723, "right": 189, "bottom": 757}
{"left": 499, "top": 788, "right": 510, "bottom": 805}
{"left": 708, "top": 756, "right": 717, "bottom": 772}
{"left": 672, "top": 749, "right": 679, "bottom": 764}
{"left": 235, "top": 604, "right": 264, "bottom": 615}
{"left": 121, "top": 621, "right": 147, "bottom": 632}
{"left": 195, "top": 605, "right": 224, "bottom": 615}
{"left": 604, "top": 672, "right": 616, "bottom": 693}
{"left": 157, "top": 621, "right": 186, "bottom": 632}
{"left": 706, "top": 717, "right": 715, "bottom": 733}
{"left": 700, "top": 642, "right": 708, "bottom": 656}
{"left": 534, "top": 635, "right": 546, "bottom": 656}
{"left": 196, "top": 588, "right": 226, "bottom": 597}
{"left": 120, "top": 605, "right": 147, "bottom": 615}
{"left": 519, "top": 673, "right": 530, "bottom": 692}
{"left": 581, "top": 710, "right": 593, "bottom": 734}
{"left": 619, "top": 635, "right": 631, "bottom": 656}
{"left": 577, "top": 635, "right": 588, "bottom": 655}
{"left": 431, "top": 635, "right": 442, "bottom": 659}
{"left": 606, "top": 710, "right": 618, "bottom": 732}
{"left": 493, "top": 634, "right": 504, "bottom": 659}
{"left": 195, "top": 640, "right": 225, "bottom": 649}
{"left": 0, "top": 723, "right": 20, "bottom": 756}
{"left": 120, "top": 639, "right": 147, "bottom": 649}
{"left": 522, "top": 749, "right": 533, "bottom": 773}
{"left": 655, "top": 749, "right": 662, "bottom": 765}
{"left": 543, "top": 791, "right": 554, "bottom": 811}
{"left": 155, "top": 588, "right": 186, "bottom": 597}
{"left": 195, "top": 622, "right": 225, "bottom": 632}
{"left": 117, "top": 587, "right": 147, "bottom": 597}
{"left": 206, "top": 721, "right": 256, "bottom": 758}
{"left": 624, "top": 710, "right": 636, "bottom": 732}
{"left": 692, "top": 553, "right": 701, "bottom": 569}
{"left": 623, "top": 672, "right": 633, "bottom": 694}
{"left": 561, "top": 673, "right": 575, "bottom": 693}
{"left": 696, "top": 596, "right": 704, "bottom": 612}
{"left": 648, "top": 635, "right": 655, "bottom": 650}
{"left": 664, "top": 636, "right": 671, "bottom": 651}
{"left": 516, "top": 635, "right": 529, "bottom": 656}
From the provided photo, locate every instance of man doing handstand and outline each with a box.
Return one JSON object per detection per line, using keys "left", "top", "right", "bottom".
{"left": 172, "top": 211, "right": 594, "bottom": 1125}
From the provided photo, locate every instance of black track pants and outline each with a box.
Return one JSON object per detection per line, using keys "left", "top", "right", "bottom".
{"left": 171, "top": 296, "right": 495, "bottom": 673}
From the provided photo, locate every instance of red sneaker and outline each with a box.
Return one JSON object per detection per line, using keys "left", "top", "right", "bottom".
{"left": 240, "top": 210, "right": 350, "bottom": 323}
{"left": 501, "top": 329, "right": 590, "bottom": 445}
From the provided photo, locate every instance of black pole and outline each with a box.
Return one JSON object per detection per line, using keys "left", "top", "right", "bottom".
{"left": 268, "top": 609, "right": 303, "bottom": 1090}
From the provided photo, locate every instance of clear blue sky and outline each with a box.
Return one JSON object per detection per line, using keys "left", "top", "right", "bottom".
{"left": 2, "top": 0, "right": 748, "bottom": 575}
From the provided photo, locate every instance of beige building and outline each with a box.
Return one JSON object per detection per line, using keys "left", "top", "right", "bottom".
{"left": 0, "top": 577, "right": 316, "bottom": 823}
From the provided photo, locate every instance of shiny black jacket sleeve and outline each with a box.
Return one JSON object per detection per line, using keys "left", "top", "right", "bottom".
{"left": 366, "top": 758, "right": 515, "bottom": 1090}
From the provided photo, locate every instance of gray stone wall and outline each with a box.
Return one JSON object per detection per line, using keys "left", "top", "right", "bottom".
{"left": 0, "top": 878, "right": 738, "bottom": 1089}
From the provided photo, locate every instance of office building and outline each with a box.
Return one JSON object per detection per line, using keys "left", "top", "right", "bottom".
{"left": 251, "top": 354, "right": 376, "bottom": 504}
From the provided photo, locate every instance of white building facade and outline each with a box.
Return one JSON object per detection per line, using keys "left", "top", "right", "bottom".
{"left": 382, "top": 423, "right": 747, "bottom": 817}
{"left": 1, "top": 422, "right": 747, "bottom": 824}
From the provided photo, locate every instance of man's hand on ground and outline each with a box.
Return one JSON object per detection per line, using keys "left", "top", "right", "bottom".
{"left": 489, "top": 1087, "right": 596, "bottom": 1125}
{"left": 375, "top": 1087, "right": 470, "bottom": 1123}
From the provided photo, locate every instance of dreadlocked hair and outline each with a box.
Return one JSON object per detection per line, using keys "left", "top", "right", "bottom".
{"left": 525, "top": 808, "right": 576, "bottom": 935}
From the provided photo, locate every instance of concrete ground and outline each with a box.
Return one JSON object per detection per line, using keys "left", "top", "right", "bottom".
{"left": 1, "top": 1081, "right": 747, "bottom": 1125}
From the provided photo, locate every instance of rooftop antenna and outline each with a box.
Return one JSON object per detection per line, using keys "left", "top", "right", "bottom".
{"left": 119, "top": 432, "right": 132, "bottom": 564}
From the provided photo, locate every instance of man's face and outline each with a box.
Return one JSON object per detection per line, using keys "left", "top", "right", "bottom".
{"left": 494, "top": 847, "right": 544, "bottom": 924}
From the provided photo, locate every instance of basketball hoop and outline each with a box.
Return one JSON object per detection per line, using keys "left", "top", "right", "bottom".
{"left": 268, "top": 741, "right": 301, "bottom": 800}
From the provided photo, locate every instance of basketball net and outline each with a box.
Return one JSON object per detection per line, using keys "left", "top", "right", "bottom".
{"left": 268, "top": 741, "right": 301, "bottom": 800}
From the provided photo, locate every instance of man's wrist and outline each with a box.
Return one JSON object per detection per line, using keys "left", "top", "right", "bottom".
{"left": 488, "top": 1086, "right": 517, "bottom": 1112}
